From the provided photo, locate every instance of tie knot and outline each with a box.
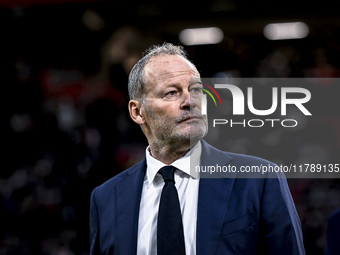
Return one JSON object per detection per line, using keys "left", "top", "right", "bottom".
{"left": 158, "top": 166, "right": 175, "bottom": 183}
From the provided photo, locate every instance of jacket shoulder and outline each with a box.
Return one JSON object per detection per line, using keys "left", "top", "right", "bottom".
{"left": 92, "top": 159, "right": 146, "bottom": 195}
{"left": 201, "top": 139, "right": 278, "bottom": 167}
{"left": 226, "top": 151, "right": 278, "bottom": 167}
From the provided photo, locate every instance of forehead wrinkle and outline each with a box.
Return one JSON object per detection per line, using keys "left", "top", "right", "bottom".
{"left": 152, "top": 70, "right": 199, "bottom": 85}
{"left": 145, "top": 61, "right": 199, "bottom": 86}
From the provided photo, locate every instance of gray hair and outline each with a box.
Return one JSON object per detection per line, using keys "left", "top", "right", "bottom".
{"left": 128, "top": 42, "right": 194, "bottom": 101}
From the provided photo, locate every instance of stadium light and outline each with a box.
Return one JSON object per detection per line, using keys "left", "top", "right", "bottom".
{"left": 179, "top": 27, "right": 224, "bottom": 45}
{"left": 263, "top": 22, "right": 309, "bottom": 40}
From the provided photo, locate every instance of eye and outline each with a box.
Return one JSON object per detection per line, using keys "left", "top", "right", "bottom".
{"left": 164, "top": 90, "right": 178, "bottom": 99}
{"left": 190, "top": 87, "right": 202, "bottom": 95}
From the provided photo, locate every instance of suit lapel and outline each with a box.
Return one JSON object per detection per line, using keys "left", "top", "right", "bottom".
{"left": 113, "top": 142, "right": 235, "bottom": 254}
{"left": 115, "top": 159, "right": 146, "bottom": 255}
{"left": 196, "top": 141, "right": 236, "bottom": 255}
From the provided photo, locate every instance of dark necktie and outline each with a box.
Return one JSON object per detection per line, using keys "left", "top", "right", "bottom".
{"left": 157, "top": 165, "right": 186, "bottom": 255}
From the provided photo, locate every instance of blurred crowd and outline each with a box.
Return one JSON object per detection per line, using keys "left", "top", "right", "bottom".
{"left": 2, "top": 3, "right": 340, "bottom": 255}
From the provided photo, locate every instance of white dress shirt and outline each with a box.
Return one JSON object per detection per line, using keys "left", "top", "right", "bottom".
{"left": 137, "top": 141, "right": 201, "bottom": 255}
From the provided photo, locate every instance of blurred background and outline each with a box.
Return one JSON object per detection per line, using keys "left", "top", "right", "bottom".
{"left": 1, "top": 0, "right": 340, "bottom": 254}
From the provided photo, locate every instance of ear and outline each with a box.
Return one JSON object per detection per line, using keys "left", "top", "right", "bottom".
{"left": 128, "top": 100, "right": 146, "bottom": 125}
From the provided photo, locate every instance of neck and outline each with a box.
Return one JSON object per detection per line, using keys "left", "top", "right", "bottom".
{"left": 148, "top": 140, "right": 199, "bottom": 165}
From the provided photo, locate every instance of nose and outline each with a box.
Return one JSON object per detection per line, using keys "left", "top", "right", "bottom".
{"left": 180, "top": 90, "right": 196, "bottom": 110}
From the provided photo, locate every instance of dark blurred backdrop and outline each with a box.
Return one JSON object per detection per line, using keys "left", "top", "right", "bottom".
{"left": 1, "top": 0, "right": 340, "bottom": 254}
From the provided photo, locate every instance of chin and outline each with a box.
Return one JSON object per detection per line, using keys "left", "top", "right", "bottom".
{"left": 154, "top": 121, "right": 208, "bottom": 145}
{"left": 190, "top": 129, "right": 208, "bottom": 141}
{"left": 190, "top": 121, "right": 208, "bottom": 140}
{"left": 180, "top": 126, "right": 208, "bottom": 142}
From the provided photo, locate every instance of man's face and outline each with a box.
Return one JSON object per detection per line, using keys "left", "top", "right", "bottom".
{"left": 141, "top": 54, "right": 208, "bottom": 147}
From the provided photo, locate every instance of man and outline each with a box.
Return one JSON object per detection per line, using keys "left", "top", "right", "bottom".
{"left": 89, "top": 43, "right": 305, "bottom": 255}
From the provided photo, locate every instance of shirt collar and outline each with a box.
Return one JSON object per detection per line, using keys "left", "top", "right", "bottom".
{"left": 145, "top": 141, "right": 201, "bottom": 186}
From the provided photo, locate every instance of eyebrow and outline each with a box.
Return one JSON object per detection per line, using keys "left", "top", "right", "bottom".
{"left": 189, "top": 78, "right": 203, "bottom": 86}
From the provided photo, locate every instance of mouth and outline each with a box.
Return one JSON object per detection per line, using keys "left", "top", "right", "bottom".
{"left": 179, "top": 116, "right": 203, "bottom": 123}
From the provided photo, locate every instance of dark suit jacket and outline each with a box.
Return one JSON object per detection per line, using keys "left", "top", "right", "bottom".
{"left": 89, "top": 140, "right": 305, "bottom": 255}
{"left": 326, "top": 208, "right": 340, "bottom": 255}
